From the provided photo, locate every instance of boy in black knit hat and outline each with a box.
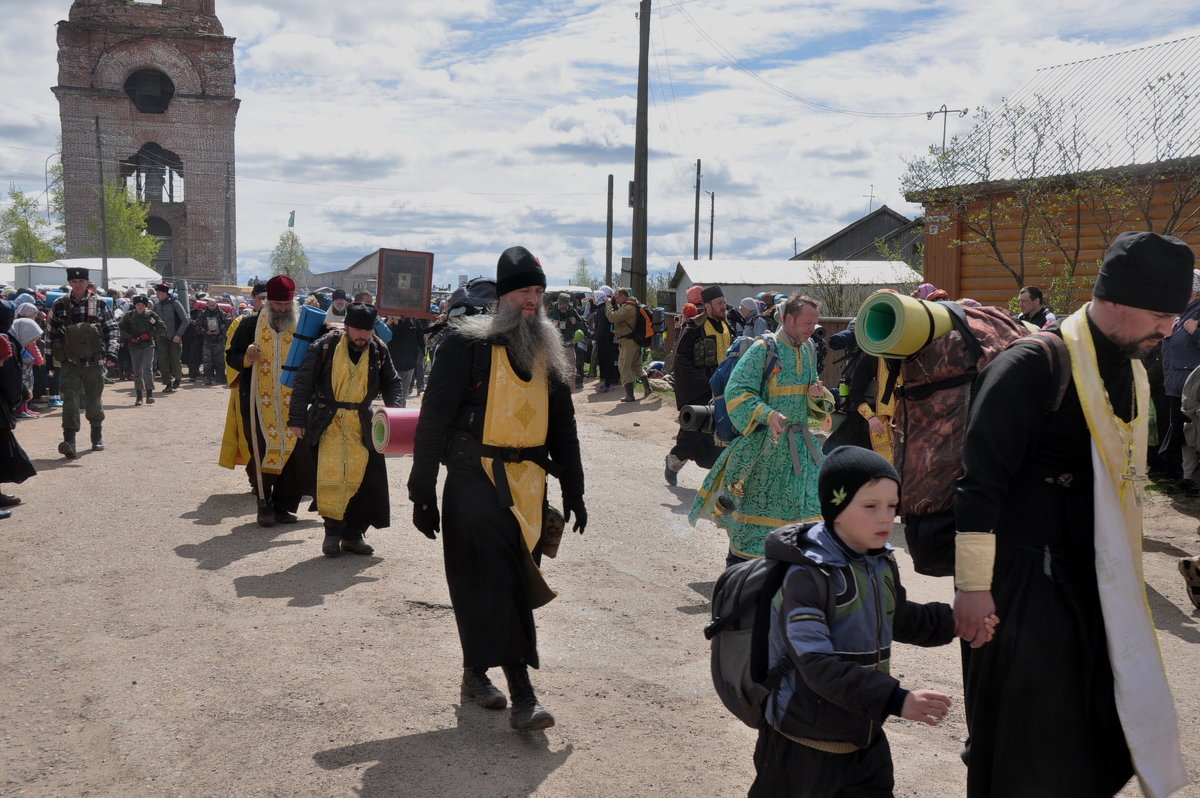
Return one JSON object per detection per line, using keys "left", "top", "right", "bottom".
{"left": 749, "top": 445, "right": 982, "bottom": 797}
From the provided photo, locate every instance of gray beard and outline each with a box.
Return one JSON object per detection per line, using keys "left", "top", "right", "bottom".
{"left": 266, "top": 302, "right": 298, "bottom": 333}
{"left": 453, "top": 303, "right": 574, "bottom": 385}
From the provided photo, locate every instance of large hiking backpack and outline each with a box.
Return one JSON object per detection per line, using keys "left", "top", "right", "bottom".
{"left": 704, "top": 550, "right": 900, "bottom": 728}
{"left": 624, "top": 303, "right": 656, "bottom": 346}
{"left": 709, "top": 333, "right": 779, "bottom": 445}
{"left": 892, "top": 303, "right": 1069, "bottom": 576}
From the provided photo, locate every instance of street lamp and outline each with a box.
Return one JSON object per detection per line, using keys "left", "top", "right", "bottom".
{"left": 43, "top": 151, "right": 58, "bottom": 224}
{"left": 926, "top": 104, "right": 968, "bottom": 153}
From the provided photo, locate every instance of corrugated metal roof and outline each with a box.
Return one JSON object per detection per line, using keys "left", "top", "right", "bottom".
{"left": 671, "top": 259, "right": 921, "bottom": 287}
{"left": 946, "top": 34, "right": 1200, "bottom": 184}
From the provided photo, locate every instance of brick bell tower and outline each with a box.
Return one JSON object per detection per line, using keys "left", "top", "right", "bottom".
{"left": 53, "top": 0, "right": 239, "bottom": 283}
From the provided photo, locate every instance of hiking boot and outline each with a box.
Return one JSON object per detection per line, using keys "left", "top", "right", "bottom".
{"left": 664, "top": 453, "right": 683, "bottom": 486}
{"left": 146, "top": 390, "right": 155, "bottom": 404}
{"left": 162, "top": 383, "right": 175, "bottom": 394}
{"left": 461, "top": 667, "right": 507, "bottom": 709}
{"left": 340, "top": 535, "right": 374, "bottom": 555}
{"left": 274, "top": 510, "right": 299, "bottom": 524}
{"left": 641, "top": 375, "right": 652, "bottom": 398}
{"left": 322, "top": 533, "right": 341, "bottom": 557}
{"left": 90, "top": 426, "right": 104, "bottom": 451}
{"left": 620, "top": 383, "right": 636, "bottom": 403}
{"left": 172, "top": 378, "right": 182, "bottom": 389}
{"left": 502, "top": 664, "right": 555, "bottom": 730}
{"left": 257, "top": 499, "right": 276, "bottom": 527}
{"left": 135, "top": 390, "right": 143, "bottom": 407}
{"left": 1181, "top": 557, "right": 1200, "bottom": 610}
{"left": 58, "top": 432, "right": 77, "bottom": 459}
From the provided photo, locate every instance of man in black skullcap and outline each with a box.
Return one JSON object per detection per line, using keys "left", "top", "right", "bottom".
{"left": 953, "top": 231, "right": 1190, "bottom": 798}
{"left": 47, "top": 266, "right": 120, "bottom": 457}
{"left": 408, "top": 245, "right": 586, "bottom": 731}
{"left": 287, "top": 302, "right": 403, "bottom": 557}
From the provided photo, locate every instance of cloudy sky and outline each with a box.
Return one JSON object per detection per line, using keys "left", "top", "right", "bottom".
{"left": 3, "top": 0, "right": 1200, "bottom": 289}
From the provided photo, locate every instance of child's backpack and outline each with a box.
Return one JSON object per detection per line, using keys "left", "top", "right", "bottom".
{"left": 892, "top": 303, "right": 1070, "bottom": 576}
{"left": 704, "top": 550, "right": 900, "bottom": 728}
{"left": 709, "top": 334, "right": 779, "bottom": 444}
{"left": 624, "top": 303, "right": 656, "bottom": 346}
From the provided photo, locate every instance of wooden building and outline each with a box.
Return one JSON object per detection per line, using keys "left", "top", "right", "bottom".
{"left": 908, "top": 35, "right": 1200, "bottom": 311}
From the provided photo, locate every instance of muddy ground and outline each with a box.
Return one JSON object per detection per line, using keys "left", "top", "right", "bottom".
{"left": 2, "top": 376, "right": 1198, "bottom": 797}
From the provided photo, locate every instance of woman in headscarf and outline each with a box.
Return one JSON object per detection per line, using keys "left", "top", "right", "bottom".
{"left": 0, "top": 299, "right": 36, "bottom": 515}
{"left": 11, "top": 303, "right": 44, "bottom": 420}
{"left": 590, "top": 285, "right": 619, "bottom": 392}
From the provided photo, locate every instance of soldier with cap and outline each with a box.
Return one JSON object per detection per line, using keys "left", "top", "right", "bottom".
{"left": 287, "top": 302, "right": 403, "bottom": 557}
{"left": 118, "top": 295, "right": 166, "bottom": 406}
{"left": 953, "top": 231, "right": 1191, "bottom": 798}
{"left": 151, "top": 282, "right": 190, "bottom": 393}
{"left": 604, "top": 287, "right": 652, "bottom": 402}
{"left": 226, "top": 275, "right": 316, "bottom": 527}
{"left": 47, "top": 266, "right": 120, "bottom": 457}
{"left": 408, "top": 245, "right": 586, "bottom": 731}
{"left": 195, "top": 293, "right": 230, "bottom": 385}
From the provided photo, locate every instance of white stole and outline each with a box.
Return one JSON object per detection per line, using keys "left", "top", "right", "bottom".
{"left": 1061, "top": 306, "right": 1186, "bottom": 798}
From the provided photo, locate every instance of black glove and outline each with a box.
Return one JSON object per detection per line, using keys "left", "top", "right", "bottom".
{"left": 412, "top": 498, "right": 440, "bottom": 539}
{"left": 562, "top": 495, "right": 587, "bottom": 534}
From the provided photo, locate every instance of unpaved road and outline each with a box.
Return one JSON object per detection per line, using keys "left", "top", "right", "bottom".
{"left": 2, "top": 377, "right": 1198, "bottom": 797}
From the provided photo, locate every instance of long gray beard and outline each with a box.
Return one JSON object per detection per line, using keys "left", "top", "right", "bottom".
{"left": 266, "top": 302, "right": 298, "bottom": 333}
{"left": 453, "top": 303, "right": 574, "bottom": 386}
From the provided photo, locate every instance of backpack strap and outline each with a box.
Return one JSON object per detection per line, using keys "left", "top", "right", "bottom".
{"left": 1022, "top": 330, "right": 1072, "bottom": 412}
{"left": 749, "top": 559, "right": 793, "bottom": 684}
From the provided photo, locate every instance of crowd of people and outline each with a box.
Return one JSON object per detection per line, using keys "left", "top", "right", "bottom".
{"left": 2, "top": 233, "right": 1197, "bottom": 796}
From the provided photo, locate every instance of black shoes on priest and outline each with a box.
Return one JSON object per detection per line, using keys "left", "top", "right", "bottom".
{"left": 460, "top": 664, "right": 555, "bottom": 730}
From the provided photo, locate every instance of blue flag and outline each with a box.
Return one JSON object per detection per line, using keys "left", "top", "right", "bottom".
{"left": 288, "top": 210, "right": 295, "bottom": 228}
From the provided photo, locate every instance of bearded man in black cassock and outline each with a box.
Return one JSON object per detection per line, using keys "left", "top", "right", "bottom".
{"left": 287, "top": 302, "right": 404, "bottom": 558}
{"left": 408, "top": 246, "right": 587, "bottom": 731}
{"left": 953, "top": 231, "right": 1190, "bottom": 798}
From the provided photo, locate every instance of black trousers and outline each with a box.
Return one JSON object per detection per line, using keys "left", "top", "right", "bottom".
{"left": 749, "top": 725, "right": 893, "bottom": 798}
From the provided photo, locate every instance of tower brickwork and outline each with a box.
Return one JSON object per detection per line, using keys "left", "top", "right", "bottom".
{"left": 53, "top": 0, "right": 238, "bottom": 283}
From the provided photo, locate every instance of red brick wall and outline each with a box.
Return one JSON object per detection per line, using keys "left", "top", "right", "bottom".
{"left": 54, "top": 0, "right": 237, "bottom": 283}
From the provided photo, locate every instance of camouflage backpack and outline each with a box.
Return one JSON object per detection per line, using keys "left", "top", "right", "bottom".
{"left": 890, "top": 303, "right": 1068, "bottom": 576}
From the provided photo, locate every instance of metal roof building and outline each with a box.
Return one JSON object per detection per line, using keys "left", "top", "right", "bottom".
{"left": 668, "top": 259, "right": 921, "bottom": 311}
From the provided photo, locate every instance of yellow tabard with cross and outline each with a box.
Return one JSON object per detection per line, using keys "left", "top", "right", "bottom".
{"left": 252, "top": 311, "right": 298, "bottom": 475}
{"left": 316, "top": 335, "right": 371, "bottom": 520}
{"left": 481, "top": 347, "right": 549, "bottom": 554}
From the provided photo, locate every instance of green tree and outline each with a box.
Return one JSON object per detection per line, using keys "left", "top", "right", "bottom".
{"left": 570, "top": 257, "right": 599, "bottom": 289}
{"left": 1, "top": 184, "right": 60, "bottom": 262}
{"left": 85, "top": 178, "right": 161, "bottom": 264}
{"left": 270, "top": 229, "right": 309, "bottom": 276}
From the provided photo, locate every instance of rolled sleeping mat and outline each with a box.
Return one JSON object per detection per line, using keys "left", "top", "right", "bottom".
{"left": 373, "top": 316, "right": 393, "bottom": 343}
{"left": 45, "top": 291, "right": 114, "bottom": 309}
{"left": 854, "top": 292, "right": 954, "bottom": 358}
{"left": 279, "top": 304, "right": 327, "bottom": 387}
{"left": 371, "top": 406, "right": 421, "bottom": 455}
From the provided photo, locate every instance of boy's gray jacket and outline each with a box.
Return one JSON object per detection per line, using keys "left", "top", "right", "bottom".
{"left": 152, "top": 295, "right": 190, "bottom": 339}
{"left": 761, "top": 522, "right": 953, "bottom": 748}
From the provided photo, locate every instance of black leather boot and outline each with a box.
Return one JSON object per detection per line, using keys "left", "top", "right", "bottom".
{"left": 640, "top": 375, "right": 652, "bottom": 398}
{"left": 322, "top": 519, "right": 343, "bottom": 556}
{"left": 461, "top": 667, "right": 507, "bottom": 709}
{"left": 135, "top": 389, "right": 143, "bottom": 407}
{"left": 502, "top": 663, "right": 554, "bottom": 730}
{"left": 620, "top": 383, "right": 636, "bottom": 403}
{"left": 58, "top": 430, "right": 77, "bottom": 459}
{"left": 257, "top": 498, "right": 276, "bottom": 527}
{"left": 90, "top": 425, "right": 104, "bottom": 451}
{"left": 340, "top": 531, "right": 374, "bottom": 556}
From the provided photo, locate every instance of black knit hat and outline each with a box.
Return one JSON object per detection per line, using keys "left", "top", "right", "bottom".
{"left": 700, "top": 285, "right": 724, "bottom": 303}
{"left": 819, "top": 446, "right": 900, "bottom": 525}
{"left": 496, "top": 246, "right": 546, "bottom": 296}
{"left": 1094, "top": 231, "right": 1195, "bottom": 314}
{"left": 344, "top": 302, "right": 377, "bottom": 330}
{"left": 332, "top": 288, "right": 347, "bottom": 301}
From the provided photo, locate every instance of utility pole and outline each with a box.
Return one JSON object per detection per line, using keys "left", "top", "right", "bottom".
{"left": 223, "top": 161, "right": 232, "bottom": 285}
{"left": 707, "top": 190, "right": 714, "bottom": 260}
{"left": 94, "top": 116, "right": 109, "bottom": 290}
{"left": 630, "top": 0, "right": 651, "bottom": 300}
{"left": 926, "top": 104, "right": 968, "bottom": 153}
{"left": 693, "top": 159, "right": 701, "bottom": 261}
{"left": 606, "top": 174, "right": 614, "bottom": 286}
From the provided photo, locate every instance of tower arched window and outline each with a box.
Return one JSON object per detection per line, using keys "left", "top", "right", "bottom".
{"left": 124, "top": 69, "right": 175, "bottom": 114}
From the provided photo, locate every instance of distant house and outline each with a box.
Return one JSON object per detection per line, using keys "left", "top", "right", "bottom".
{"left": 907, "top": 34, "right": 1200, "bottom": 309}
{"left": 792, "top": 205, "right": 923, "bottom": 270}
{"left": 668, "top": 259, "right": 921, "bottom": 317}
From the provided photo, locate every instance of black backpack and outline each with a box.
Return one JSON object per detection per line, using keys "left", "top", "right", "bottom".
{"left": 704, "top": 551, "right": 899, "bottom": 728}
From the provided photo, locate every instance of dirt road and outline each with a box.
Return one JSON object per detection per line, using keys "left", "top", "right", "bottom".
{"left": 2, "top": 378, "right": 1198, "bottom": 797}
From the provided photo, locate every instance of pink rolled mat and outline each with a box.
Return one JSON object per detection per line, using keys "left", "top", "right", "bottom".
{"left": 371, "top": 407, "right": 421, "bottom": 455}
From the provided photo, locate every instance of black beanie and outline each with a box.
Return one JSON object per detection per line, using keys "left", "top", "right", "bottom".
{"left": 818, "top": 446, "right": 900, "bottom": 525}
{"left": 1093, "top": 231, "right": 1195, "bottom": 314}
{"left": 344, "top": 302, "right": 378, "bottom": 330}
{"left": 496, "top": 246, "right": 546, "bottom": 296}
{"left": 700, "top": 285, "right": 724, "bottom": 303}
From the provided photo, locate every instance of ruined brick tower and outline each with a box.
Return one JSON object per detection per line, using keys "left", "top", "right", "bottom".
{"left": 53, "top": 0, "right": 238, "bottom": 283}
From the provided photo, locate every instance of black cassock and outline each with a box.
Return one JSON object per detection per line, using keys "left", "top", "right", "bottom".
{"left": 408, "top": 332, "right": 584, "bottom": 669}
{"left": 955, "top": 317, "right": 1134, "bottom": 798}
{"left": 668, "top": 317, "right": 725, "bottom": 468}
